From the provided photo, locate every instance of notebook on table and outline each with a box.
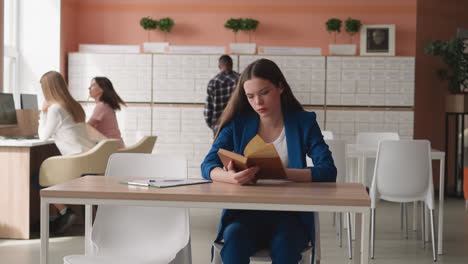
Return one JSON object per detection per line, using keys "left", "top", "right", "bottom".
{"left": 121, "top": 178, "right": 212, "bottom": 188}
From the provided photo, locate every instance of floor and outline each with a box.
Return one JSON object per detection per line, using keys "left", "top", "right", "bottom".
{"left": 0, "top": 199, "right": 467, "bottom": 264}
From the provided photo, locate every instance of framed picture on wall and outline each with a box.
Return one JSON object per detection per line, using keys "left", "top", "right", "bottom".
{"left": 360, "top": 24, "right": 395, "bottom": 56}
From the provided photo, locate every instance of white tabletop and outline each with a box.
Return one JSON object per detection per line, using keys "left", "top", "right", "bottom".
{"left": 0, "top": 138, "right": 54, "bottom": 147}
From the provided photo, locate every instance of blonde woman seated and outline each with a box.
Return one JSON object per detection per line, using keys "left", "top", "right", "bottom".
{"left": 36, "top": 71, "right": 96, "bottom": 235}
{"left": 87, "top": 77, "right": 126, "bottom": 148}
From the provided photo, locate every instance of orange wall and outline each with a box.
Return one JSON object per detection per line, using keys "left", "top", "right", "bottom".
{"left": 414, "top": 0, "right": 468, "bottom": 192}
{"left": 61, "top": 0, "right": 417, "bottom": 73}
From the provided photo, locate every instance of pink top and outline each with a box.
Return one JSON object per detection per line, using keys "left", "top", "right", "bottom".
{"left": 90, "top": 102, "right": 125, "bottom": 148}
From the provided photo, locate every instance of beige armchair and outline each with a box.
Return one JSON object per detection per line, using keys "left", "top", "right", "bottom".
{"left": 117, "top": 136, "right": 157, "bottom": 154}
{"left": 39, "top": 139, "right": 121, "bottom": 187}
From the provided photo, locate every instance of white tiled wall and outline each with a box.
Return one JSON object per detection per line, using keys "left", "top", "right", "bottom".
{"left": 69, "top": 53, "right": 152, "bottom": 102}
{"left": 326, "top": 57, "right": 415, "bottom": 106}
{"left": 152, "top": 106, "right": 212, "bottom": 179}
{"left": 153, "top": 54, "right": 239, "bottom": 103}
{"left": 239, "top": 55, "right": 326, "bottom": 105}
{"left": 325, "top": 109, "right": 414, "bottom": 143}
{"left": 71, "top": 53, "right": 416, "bottom": 178}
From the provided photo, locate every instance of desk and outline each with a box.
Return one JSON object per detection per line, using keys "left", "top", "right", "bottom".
{"left": 40, "top": 176, "right": 371, "bottom": 264}
{"left": 346, "top": 144, "right": 445, "bottom": 255}
{"left": 0, "top": 139, "right": 57, "bottom": 239}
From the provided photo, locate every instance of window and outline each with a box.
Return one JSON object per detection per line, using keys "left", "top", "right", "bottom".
{"left": 3, "top": 0, "right": 18, "bottom": 93}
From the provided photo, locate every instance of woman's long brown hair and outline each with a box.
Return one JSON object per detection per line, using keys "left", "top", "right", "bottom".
{"left": 214, "top": 59, "right": 304, "bottom": 139}
{"left": 40, "top": 71, "right": 86, "bottom": 123}
{"left": 93, "top": 77, "right": 126, "bottom": 110}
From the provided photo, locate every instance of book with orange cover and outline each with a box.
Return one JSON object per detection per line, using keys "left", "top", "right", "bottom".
{"left": 217, "top": 135, "right": 286, "bottom": 179}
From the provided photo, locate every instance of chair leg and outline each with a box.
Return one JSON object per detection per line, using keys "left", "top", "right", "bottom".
{"left": 421, "top": 203, "right": 425, "bottom": 248}
{"left": 346, "top": 212, "right": 352, "bottom": 259}
{"left": 404, "top": 203, "right": 409, "bottom": 239}
{"left": 337, "top": 212, "right": 342, "bottom": 248}
{"left": 371, "top": 208, "right": 376, "bottom": 259}
{"left": 430, "top": 209, "right": 437, "bottom": 262}
{"left": 400, "top": 203, "right": 404, "bottom": 230}
{"left": 333, "top": 212, "right": 336, "bottom": 227}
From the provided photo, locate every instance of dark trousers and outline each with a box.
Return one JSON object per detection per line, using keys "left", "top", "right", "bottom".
{"left": 220, "top": 211, "right": 309, "bottom": 264}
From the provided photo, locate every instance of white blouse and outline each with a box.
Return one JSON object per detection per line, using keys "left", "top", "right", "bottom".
{"left": 38, "top": 104, "right": 95, "bottom": 156}
{"left": 270, "top": 127, "right": 289, "bottom": 168}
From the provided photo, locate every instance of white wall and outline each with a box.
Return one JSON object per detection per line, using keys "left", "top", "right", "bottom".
{"left": 17, "top": 0, "right": 60, "bottom": 107}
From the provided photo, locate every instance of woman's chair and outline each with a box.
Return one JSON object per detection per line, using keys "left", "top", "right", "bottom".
{"left": 212, "top": 213, "right": 319, "bottom": 264}
{"left": 63, "top": 153, "right": 192, "bottom": 264}
{"left": 39, "top": 139, "right": 121, "bottom": 187}
{"left": 369, "top": 140, "right": 437, "bottom": 261}
{"left": 325, "top": 139, "right": 353, "bottom": 260}
{"left": 117, "top": 136, "right": 157, "bottom": 154}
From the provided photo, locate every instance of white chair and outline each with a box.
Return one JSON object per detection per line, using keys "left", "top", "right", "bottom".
{"left": 370, "top": 140, "right": 436, "bottom": 261}
{"left": 212, "top": 213, "right": 319, "bottom": 264}
{"left": 355, "top": 132, "right": 400, "bottom": 187}
{"left": 63, "top": 153, "right": 192, "bottom": 264}
{"left": 322, "top": 130, "right": 334, "bottom": 140}
{"left": 325, "top": 139, "right": 352, "bottom": 260}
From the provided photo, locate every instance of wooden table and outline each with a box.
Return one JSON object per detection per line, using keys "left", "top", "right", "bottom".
{"left": 346, "top": 144, "right": 446, "bottom": 255}
{"left": 0, "top": 139, "right": 57, "bottom": 239}
{"left": 40, "top": 176, "right": 371, "bottom": 264}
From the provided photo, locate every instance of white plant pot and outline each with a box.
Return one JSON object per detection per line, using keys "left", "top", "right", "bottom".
{"left": 143, "top": 42, "right": 170, "bottom": 53}
{"left": 230, "top": 43, "right": 257, "bottom": 54}
{"left": 329, "top": 44, "right": 357, "bottom": 55}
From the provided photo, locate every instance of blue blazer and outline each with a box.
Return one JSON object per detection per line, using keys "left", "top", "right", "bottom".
{"left": 201, "top": 110, "right": 337, "bottom": 259}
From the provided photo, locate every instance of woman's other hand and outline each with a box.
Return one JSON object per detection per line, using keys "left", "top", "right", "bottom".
{"left": 226, "top": 160, "right": 259, "bottom": 185}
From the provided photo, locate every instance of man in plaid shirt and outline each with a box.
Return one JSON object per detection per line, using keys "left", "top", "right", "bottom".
{"left": 204, "top": 55, "right": 240, "bottom": 135}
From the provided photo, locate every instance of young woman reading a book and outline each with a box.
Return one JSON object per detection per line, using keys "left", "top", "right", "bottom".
{"left": 201, "top": 59, "right": 337, "bottom": 264}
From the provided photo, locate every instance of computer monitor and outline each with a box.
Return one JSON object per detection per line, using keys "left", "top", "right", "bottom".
{"left": 20, "top": 94, "right": 38, "bottom": 110}
{"left": 0, "top": 93, "right": 18, "bottom": 128}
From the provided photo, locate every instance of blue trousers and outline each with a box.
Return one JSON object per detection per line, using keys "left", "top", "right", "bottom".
{"left": 220, "top": 210, "right": 309, "bottom": 264}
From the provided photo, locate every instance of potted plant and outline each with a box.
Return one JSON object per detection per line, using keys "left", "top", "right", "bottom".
{"left": 241, "top": 18, "right": 259, "bottom": 43}
{"left": 425, "top": 37, "right": 468, "bottom": 112}
{"left": 334, "top": 17, "right": 362, "bottom": 55}
{"left": 158, "top": 17, "right": 175, "bottom": 42}
{"left": 326, "top": 18, "right": 351, "bottom": 55}
{"left": 326, "top": 18, "right": 342, "bottom": 43}
{"left": 140, "top": 17, "right": 158, "bottom": 42}
{"left": 225, "top": 18, "right": 242, "bottom": 43}
{"left": 226, "top": 18, "right": 257, "bottom": 54}
{"left": 140, "top": 17, "right": 169, "bottom": 53}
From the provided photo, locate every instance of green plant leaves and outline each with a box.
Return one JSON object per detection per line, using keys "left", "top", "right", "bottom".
{"left": 345, "top": 18, "right": 362, "bottom": 35}
{"left": 225, "top": 18, "right": 243, "bottom": 32}
{"left": 325, "top": 18, "right": 342, "bottom": 33}
{"left": 159, "top": 17, "right": 175, "bottom": 33}
{"left": 425, "top": 38, "right": 468, "bottom": 92}
{"left": 140, "top": 17, "right": 158, "bottom": 30}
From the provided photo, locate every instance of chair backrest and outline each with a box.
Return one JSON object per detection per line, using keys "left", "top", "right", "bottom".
{"left": 91, "top": 153, "right": 190, "bottom": 261}
{"left": 322, "top": 130, "right": 334, "bottom": 140}
{"left": 39, "top": 139, "right": 120, "bottom": 186}
{"left": 325, "top": 139, "right": 346, "bottom": 183}
{"left": 370, "top": 140, "right": 434, "bottom": 208}
{"left": 356, "top": 132, "right": 400, "bottom": 147}
{"left": 117, "top": 136, "right": 157, "bottom": 154}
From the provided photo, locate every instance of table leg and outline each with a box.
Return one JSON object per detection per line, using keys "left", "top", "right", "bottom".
{"left": 40, "top": 198, "right": 49, "bottom": 264}
{"left": 85, "top": 205, "right": 93, "bottom": 255}
{"left": 361, "top": 210, "right": 370, "bottom": 264}
{"left": 438, "top": 157, "right": 445, "bottom": 255}
{"left": 353, "top": 213, "right": 362, "bottom": 264}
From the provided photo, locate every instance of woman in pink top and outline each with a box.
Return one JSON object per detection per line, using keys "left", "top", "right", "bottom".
{"left": 88, "top": 77, "right": 126, "bottom": 147}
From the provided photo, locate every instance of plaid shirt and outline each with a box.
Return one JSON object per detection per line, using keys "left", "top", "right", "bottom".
{"left": 204, "top": 70, "right": 240, "bottom": 134}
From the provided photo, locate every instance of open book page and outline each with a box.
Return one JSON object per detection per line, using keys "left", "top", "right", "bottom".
{"left": 217, "top": 134, "right": 286, "bottom": 179}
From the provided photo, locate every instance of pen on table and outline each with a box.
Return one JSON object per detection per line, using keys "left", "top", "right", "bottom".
{"left": 148, "top": 179, "right": 183, "bottom": 183}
